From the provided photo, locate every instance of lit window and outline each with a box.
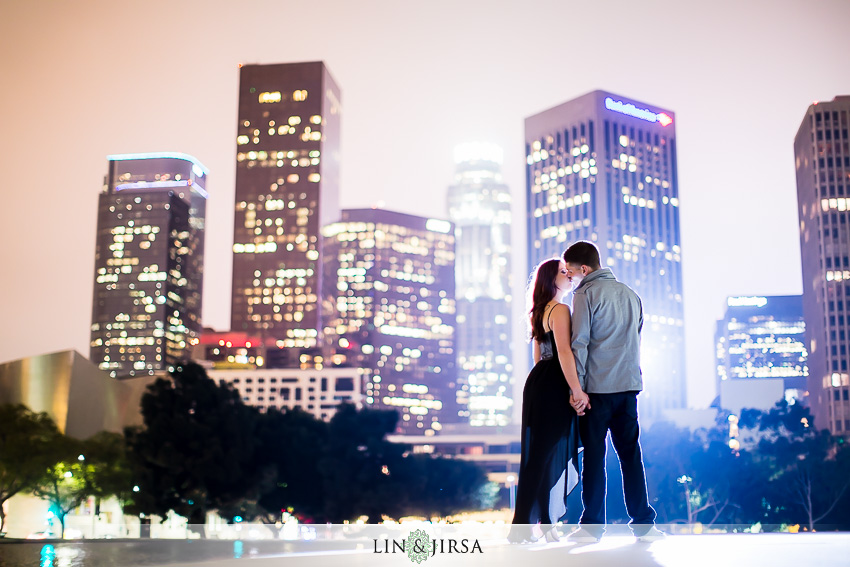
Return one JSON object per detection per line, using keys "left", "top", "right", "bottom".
{"left": 258, "top": 91, "right": 281, "bottom": 103}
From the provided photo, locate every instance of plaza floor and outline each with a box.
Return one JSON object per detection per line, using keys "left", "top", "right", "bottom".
{"left": 3, "top": 530, "right": 848, "bottom": 567}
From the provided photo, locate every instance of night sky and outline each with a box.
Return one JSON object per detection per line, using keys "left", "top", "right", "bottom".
{"left": 2, "top": 0, "right": 849, "bottom": 408}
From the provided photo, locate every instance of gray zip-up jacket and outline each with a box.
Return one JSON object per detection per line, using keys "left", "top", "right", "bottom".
{"left": 570, "top": 267, "right": 643, "bottom": 393}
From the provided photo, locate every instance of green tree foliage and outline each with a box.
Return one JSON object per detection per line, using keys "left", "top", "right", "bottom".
{"left": 30, "top": 431, "right": 138, "bottom": 538}
{"left": 84, "top": 431, "right": 134, "bottom": 508}
{"left": 29, "top": 437, "right": 90, "bottom": 538}
{"left": 0, "top": 404, "right": 64, "bottom": 533}
{"left": 125, "top": 362, "right": 267, "bottom": 529}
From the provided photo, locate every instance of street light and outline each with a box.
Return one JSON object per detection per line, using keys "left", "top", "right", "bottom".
{"left": 506, "top": 475, "right": 517, "bottom": 511}
{"left": 677, "top": 475, "right": 694, "bottom": 527}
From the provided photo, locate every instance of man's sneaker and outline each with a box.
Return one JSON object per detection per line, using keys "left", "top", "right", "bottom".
{"left": 568, "top": 527, "right": 602, "bottom": 542}
{"left": 636, "top": 526, "right": 666, "bottom": 542}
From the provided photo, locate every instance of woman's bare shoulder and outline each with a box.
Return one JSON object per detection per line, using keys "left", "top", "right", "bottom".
{"left": 551, "top": 302, "right": 572, "bottom": 316}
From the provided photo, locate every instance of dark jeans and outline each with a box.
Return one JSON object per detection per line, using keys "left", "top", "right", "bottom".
{"left": 578, "top": 391, "right": 656, "bottom": 536}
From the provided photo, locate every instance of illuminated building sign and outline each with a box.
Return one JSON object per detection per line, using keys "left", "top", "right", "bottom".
{"left": 604, "top": 97, "right": 672, "bottom": 127}
{"left": 728, "top": 296, "right": 768, "bottom": 308}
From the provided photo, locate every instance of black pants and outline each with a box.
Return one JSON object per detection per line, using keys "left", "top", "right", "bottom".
{"left": 578, "top": 391, "right": 656, "bottom": 536}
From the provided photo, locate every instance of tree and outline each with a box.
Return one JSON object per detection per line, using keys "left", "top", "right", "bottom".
{"left": 319, "top": 404, "right": 411, "bottom": 522}
{"left": 317, "top": 404, "right": 494, "bottom": 522}
{"left": 84, "top": 431, "right": 134, "bottom": 510}
{"left": 30, "top": 436, "right": 91, "bottom": 538}
{"left": 642, "top": 421, "right": 700, "bottom": 523}
{"left": 125, "top": 363, "right": 266, "bottom": 532}
{"left": 254, "top": 407, "right": 328, "bottom": 522}
{"left": 744, "top": 401, "right": 850, "bottom": 530}
{"left": 0, "top": 404, "right": 64, "bottom": 534}
{"left": 643, "top": 417, "right": 767, "bottom": 527}
{"left": 404, "top": 454, "right": 496, "bottom": 519}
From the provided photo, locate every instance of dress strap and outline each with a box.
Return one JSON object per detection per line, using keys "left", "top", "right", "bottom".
{"left": 545, "top": 302, "right": 558, "bottom": 332}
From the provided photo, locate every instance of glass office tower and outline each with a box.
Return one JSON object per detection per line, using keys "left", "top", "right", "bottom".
{"left": 795, "top": 95, "right": 850, "bottom": 435}
{"left": 448, "top": 143, "right": 514, "bottom": 426}
{"left": 525, "top": 90, "right": 685, "bottom": 417}
{"left": 91, "top": 153, "right": 207, "bottom": 378}
{"left": 715, "top": 295, "right": 808, "bottom": 403}
{"left": 231, "top": 62, "right": 341, "bottom": 349}
{"left": 322, "top": 208, "right": 460, "bottom": 434}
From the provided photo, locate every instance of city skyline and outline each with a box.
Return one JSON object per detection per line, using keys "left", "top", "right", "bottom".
{"left": 2, "top": 0, "right": 850, "bottom": 409}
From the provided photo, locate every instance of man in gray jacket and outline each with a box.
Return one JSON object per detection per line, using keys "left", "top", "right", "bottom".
{"left": 563, "top": 241, "right": 663, "bottom": 542}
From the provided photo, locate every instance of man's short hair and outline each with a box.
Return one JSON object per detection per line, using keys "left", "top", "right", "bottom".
{"left": 563, "top": 241, "right": 601, "bottom": 269}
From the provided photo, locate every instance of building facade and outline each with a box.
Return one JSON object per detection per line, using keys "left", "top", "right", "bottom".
{"left": 525, "top": 91, "right": 685, "bottom": 417}
{"left": 231, "top": 61, "right": 341, "bottom": 349}
{"left": 715, "top": 295, "right": 808, "bottom": 410}
{"left": 208, "top": 366, "right": 364, "bottom": 422}
{"left": 795, "top": 96, "right": 850, "bottom": 435}
{"left": 447, "top": 143, "right": 514, "bottom": 427}
{"left": 91, "top": 153, "right": 207, "bottom": 378}
{"left": 322, "top": 209, "right": 460, "bottom": 435}
{"left": 0, "top": 349, "right": 155, "bottom": 438}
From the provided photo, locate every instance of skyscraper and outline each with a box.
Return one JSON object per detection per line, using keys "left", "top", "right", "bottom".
{"left": 715, "top": 295, "right": 808, "bottom": 406}
{"left": 525, "top": 91, "right": 685, "bottom": 417}
{"left": 91, "top": 153, "right": 207, "bottom": 378}
{"left": 231, "top": 62, "right": 341, "bottom": 349}
{"left": 795, "top": 95, "right": 850, "bottom": 435}
{"left": 322, "top": 208, "right": 460, "bottom": 434}
{"left": 447, "top": 143, "right": 514, "bottom": 426}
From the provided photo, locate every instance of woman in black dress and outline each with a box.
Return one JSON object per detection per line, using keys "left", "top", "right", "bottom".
{"left": 509, "top": 258, "right": 589, "bottom": 542}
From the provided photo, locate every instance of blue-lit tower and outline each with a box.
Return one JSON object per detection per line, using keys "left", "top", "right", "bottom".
{"left": 91, "top": 153, "right": 208, "bottom": 378}
{"left": 525, "top": 91, "right": 685, "bottom": 417}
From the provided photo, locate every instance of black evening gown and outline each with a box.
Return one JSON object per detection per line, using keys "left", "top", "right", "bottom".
{"left": 509, "top": 330, "right": 580, "bottom": 538}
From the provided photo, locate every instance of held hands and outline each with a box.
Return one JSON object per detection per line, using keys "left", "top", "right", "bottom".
{"left": 570, "top": 391, "right": 590, "bottom": 416}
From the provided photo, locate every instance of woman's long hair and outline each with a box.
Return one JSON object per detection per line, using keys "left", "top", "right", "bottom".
{"left": 526, "top": 258, "right": 561, "bottom": 342}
